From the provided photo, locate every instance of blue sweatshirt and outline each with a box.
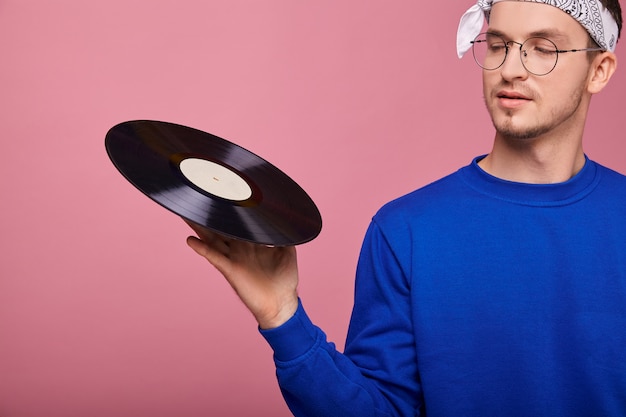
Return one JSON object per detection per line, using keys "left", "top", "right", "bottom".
{"left": 261, "top": 157, "right": 626, "bottom": 417}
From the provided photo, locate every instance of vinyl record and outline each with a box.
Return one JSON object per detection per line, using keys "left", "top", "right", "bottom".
{"left": 105, "top": 120, "right": 322, "bottom": 246}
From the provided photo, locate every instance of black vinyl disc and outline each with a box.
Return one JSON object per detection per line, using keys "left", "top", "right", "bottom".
{"left": 105, "top": 120, "right": 322, "bottom": 246}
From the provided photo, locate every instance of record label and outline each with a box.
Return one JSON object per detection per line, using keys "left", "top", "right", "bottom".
{"left": 179, "top": 157, "right": 252, "bottom": 201}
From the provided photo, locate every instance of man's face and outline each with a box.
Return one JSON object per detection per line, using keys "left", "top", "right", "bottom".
{"left": 483, "top": 1, "right": 595, "bottom": 141}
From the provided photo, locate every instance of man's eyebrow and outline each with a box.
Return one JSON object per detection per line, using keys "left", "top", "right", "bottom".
{"left": 487, "top": 28, "right": 569, "bottom": 42}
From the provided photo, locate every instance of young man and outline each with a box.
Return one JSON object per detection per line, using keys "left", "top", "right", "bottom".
{"left": 187, "top": 1, "right": 625, "bottom": 416}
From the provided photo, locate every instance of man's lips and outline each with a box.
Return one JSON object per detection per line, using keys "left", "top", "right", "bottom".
{"left": 497, "top": 90, "right": 531, "bottom": 100}
{"left": 496, "top": 90, "right": 532, "bottom": 108}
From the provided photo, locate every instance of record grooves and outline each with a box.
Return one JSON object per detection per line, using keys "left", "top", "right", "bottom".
{"left": 105, "top": 120, "right": 322, "bottom": 246}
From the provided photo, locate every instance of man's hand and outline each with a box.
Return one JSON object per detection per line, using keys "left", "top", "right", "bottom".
{"left": 185, "top": 220, "right": 299, "bottom": 329}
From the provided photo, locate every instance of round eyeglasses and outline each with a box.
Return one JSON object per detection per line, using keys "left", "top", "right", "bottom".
{"left": 471, "top": 32, "right": 605, "bottom": 76}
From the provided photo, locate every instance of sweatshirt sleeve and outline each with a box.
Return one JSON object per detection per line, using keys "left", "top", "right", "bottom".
{"left": 260, "top": 219, "right": 422, "bottom": 417}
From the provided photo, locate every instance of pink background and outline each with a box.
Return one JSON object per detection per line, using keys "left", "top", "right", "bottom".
{"left": 1, "top": 1, "right": 624, "bottom": 416}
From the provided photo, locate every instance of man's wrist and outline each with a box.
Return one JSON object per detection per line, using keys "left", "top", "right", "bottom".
{"left": 257, "top": 298, "right": 299, "bottom": 330}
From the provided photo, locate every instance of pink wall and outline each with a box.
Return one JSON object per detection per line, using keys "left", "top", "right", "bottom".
{"left": 1, "top": 1, "right": 624, "bottom": 416}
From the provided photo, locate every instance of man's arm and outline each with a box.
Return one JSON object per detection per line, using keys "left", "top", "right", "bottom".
{"left": 185, "top": 219, "right": 422, "bottom": 417}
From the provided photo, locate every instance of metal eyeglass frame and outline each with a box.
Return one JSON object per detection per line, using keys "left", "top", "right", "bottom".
{"left": 470, "top": 32, "right": 605, "bottom": 76}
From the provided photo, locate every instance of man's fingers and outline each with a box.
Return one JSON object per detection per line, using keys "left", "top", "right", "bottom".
{"left": 186, "top": 235, "right": 231, "bottom": 273}
{"left": 185, "top": 219, "right": 233, "bottom": 255}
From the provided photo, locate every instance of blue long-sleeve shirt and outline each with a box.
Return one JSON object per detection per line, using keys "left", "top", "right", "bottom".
{"left": 261, "top": 156, "right": 626, "bottom": 417}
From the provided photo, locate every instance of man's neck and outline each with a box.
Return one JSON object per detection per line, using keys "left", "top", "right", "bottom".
{"left": 478, "top": 134, "right": 586, "bottom": 184}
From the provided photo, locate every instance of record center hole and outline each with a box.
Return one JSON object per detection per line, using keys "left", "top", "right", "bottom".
{"left": 179, "top": 158, "right": 252, "bottom": 201}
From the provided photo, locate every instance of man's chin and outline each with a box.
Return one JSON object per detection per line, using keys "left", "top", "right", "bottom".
{"left": 492, "top": 118, "right": 548, "bottom": 142}
{"left": 497, "top": 129, "right": 543, "bottom": 141}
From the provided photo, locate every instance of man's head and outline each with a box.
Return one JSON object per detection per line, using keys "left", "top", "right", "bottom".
{"left": 460, "top": 1, "right": 620, "bottom": 143}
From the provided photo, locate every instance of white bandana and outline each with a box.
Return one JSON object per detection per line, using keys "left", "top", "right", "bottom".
{"left": 457, "top": 0, "right": 619, "bottom": 58}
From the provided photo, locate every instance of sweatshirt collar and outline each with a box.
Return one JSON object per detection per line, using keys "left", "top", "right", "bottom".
{"left": 460, "top": 155, "right": 601, "bottom": 206}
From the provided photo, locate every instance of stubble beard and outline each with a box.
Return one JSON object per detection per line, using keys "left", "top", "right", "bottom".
{"left": 485, "top": 84, "right": 585, "bottom": 142}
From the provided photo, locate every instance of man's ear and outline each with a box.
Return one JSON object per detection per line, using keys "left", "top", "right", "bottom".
{"left": 588, "top": 52, "right": 618, "bottom": 94}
